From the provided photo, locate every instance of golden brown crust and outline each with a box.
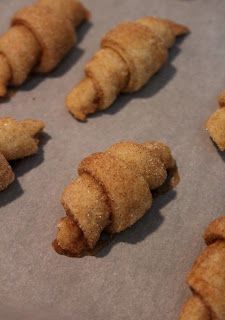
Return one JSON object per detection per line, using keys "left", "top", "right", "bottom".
{"left": 0, "top": 25, "right": 41, "bottom": 85}
{"left": 0, "top": 153, "right": 15, "bottom": 191}
{"left": 0, "top": 0, "right": 89, "bottom": 96}
{"left": 12, "top": 5, "right": 75, "bottom": 73}
{"left": 102, "top": 22, "right": 168, "bottom": 93}
{"left": 53, "top": 141, "right": 178, "bottom": 257}
{"left": 37, "top": 0, "right": 90, "bottom": 27}
{"left": 206, "top": 108, "right": 225, "bottom": 151}
{"left": 204, "top": 216, "right": 225, "bottom": 245}
{"left": 0, "top": 117, "right": 44, "bottom": 161}
{"left": 179, "top": 296, "right": 211, "bottom": 320}
{"left": 206, "top": 91, "right": 225, "bottom": 151}
{"left": 53, "top": 216, "right": 88, "bottom": 257}
{"left": 66, "top": 78, "right": 99, "bottom": 121}
{"left": 61, "top": 173, "right": 110, "bottom": 248}
{"left": 79, "top": 152, "right": 152, "bottom": 233}
{"left": 219, "top": 90, "right": 225, "bottom": 108}
{"left": 66, "top": 16, "right": 189, "bottom": 121}
{"left": 0, "top": 54, "right": 12, "bottom": 95}
{"left": 159, "top": 18, "right": 190, "bottom": 37}
{"left": 0, "top": 117, "right": 44, "bottom": 191}
{"left": 179, "top": 216, "right": 225, "bottom": 320}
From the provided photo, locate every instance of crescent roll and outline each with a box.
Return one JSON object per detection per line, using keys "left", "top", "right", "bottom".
{"left": 53, "top": 141, "right": 179, "bottom": 257}
{"left": 0, "top": 0, "right": 89, "bottom": 96}
{"left": 66, "top": 17, "right": 189, "bottom": 121}
{"left": 179, "top": 216, "right": 225, "bottom": 320}
{"left": 0, "top": 117, "right": 45, "bottom": 190}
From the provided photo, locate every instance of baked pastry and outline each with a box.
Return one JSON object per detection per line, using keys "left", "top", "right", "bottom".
{"left": 179, "top": 216, "right": 225, "bottom": 320}
{"left": 0, "top": 117, "right": 45, "bottom": 190}
{"left": 0, "top": 153, "right": 14, "bottom": 191}
{"left": 0, "top": 0, "right": 89, "bottom": 97}
{"left": 206, "top": 91, "right": 225, "bottom": 151}
{"left": 66, "top": 17, "right": 189, "bottom": 121}
{"left": 53, "top": 141, "right": 179, "bottom": 257}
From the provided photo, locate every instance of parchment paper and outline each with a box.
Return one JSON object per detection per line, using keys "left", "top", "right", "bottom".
{"left": 1, "top": 0, "right": 225, "bottom": 319}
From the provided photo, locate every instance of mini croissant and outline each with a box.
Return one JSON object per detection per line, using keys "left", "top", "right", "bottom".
{"left": 0, "top": 117, "right": 45, "bottom": 191}
{"left": 66, "top": 17, "right": 189, "bottom": 121}
{"left": 179, "top": 216, "right": 225, "bottom": 320}
{"left": 0, "top": 0, "right": 89, "bottom": 96}
{"left": 53, "top": 141, "right": 179, "bottom": 257}
{"left": 206, "top": 91, "right": 225, "bottom": 151}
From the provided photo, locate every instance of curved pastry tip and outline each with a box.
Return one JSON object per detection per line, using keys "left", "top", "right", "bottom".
{"left": 163, "top": 19, "right": 190, "bottom": 36}
{"left": 54, "top": 216, "right": 88, "bottom": 257}
{"left": 66, "top": 78, "right": 98, "bottom": 121}
{"left": 218, "top": 90, "right": 225, "bottom": 108}
{"left": 204, "top": 216, "right": 225, "bottom": 245}
{"left": 21, "top": 119, "right": 45, "bottom": 136}
{"left": 179, "top": 295, "right": 211, "bottom": 320}
{"left": 0, "top": 153, "right": 15, "bottom": 191}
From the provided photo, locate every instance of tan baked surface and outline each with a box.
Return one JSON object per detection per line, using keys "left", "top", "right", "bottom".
{"left": 0, "top": 0, "right": 89, "bottom": 95}
{"left": 66, "top": 16, "right": 189, "bottom": 121}
{"left": 179, "top": 216, "right": 225, "bottom": 320}
{"left": 0, "top": 153, "right": 15, "bottom": 191}
{"left": 206, "top": 90, "right": 225, "bottom": 151}
{"left": 0, "top": 117, "right": 44, "bottom": 161}
{"left": 54, "top": 141, "right": 179, "bottom": 257}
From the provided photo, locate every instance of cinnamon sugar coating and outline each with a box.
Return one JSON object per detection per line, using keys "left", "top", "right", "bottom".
{"left": 0, "top": 117, "right": 45, "bottom": 191}
{"left": 0, "top": 0, "right": 89, "bottom": 96}
{"left": 179, "top": 216, "right": 225, "bottom": 320}
{"left": 53, "top": 141, "right": 179, "bottom": 257}
{"left": 66, "top": 17, "right": 189, "bottom": 121}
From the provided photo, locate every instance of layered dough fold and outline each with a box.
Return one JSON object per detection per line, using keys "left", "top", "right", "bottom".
{"left": 179, "top": 216, "right": 225, "bottom": 320}
{"left": 53, "top": 141, "right": 179, "bottom": 257}
{"left": 0, "top": 0, "right": 89, "bottom": 96}
{"left": 0, "top": 117, "right": 45, "bottom": 191}
{"left": 66, "top": 17, "right": 189, "bottom": 121}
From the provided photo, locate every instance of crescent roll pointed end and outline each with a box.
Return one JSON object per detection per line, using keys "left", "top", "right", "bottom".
{"left": 53, "top": 216, "right": 88, "bottom": 257}
{"left": 161, "top": 18, "right": 190, "bottom": 37}
{"left": 66, "top": 78, "right": 99, "bottom": 121}
{"left": 20, "top": 119, "right": 45, "bottom": 137}
{"left": 0, "top": 153, "right": 15, "bottom": 191}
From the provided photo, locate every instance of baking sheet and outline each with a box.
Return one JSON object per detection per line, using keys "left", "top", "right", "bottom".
{"left": 1, "top": 0, "right": 225, "bottom": 319}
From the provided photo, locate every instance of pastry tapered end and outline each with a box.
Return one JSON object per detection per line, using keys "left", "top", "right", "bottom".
{"left": 0, "top": 54, "right": 11, "bottom": 97}
{"left": 53, "top": 216, "right": 88, "bottom": 257}
{"left": 0, "top": 153, "right": 15, "bottom": 191}
{"left": 163, "top": 19, "right": 190, "bottom": 36}
{"left": 179, "top": 295, "right": 210, "bottom": 320}
{"left": 206, "top": 108, "right": 225, "bottom": 151}
{"left": 218, "top": 90, "right": 225, "bottom": 108}
{"left": 204, "top": 216, "right": 225, "bottom": 245}
{"left": 21, "top": 119, "right": 45, "bottom": 137}
{"left": 74, "top": 1, "right": 91, "bottom": 26}
{"left": 66, "top": 78, "right": 98, "bottom": 121}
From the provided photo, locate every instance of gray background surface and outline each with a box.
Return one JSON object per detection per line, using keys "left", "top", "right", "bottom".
{"left": 0, "top": 0, "right": 225, "bottom": 319}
